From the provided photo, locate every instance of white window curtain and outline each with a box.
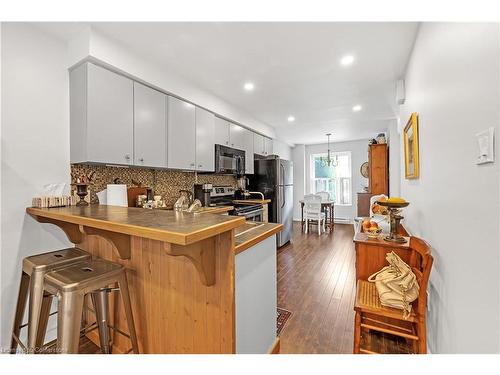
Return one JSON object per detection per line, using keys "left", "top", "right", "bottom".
{"left": 310, "top": 151, "right": 352, "bottom": 205}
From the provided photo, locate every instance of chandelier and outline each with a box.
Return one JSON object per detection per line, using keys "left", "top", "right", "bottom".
{"left": 320, "top": 133, "right": 338, "bottom": 167}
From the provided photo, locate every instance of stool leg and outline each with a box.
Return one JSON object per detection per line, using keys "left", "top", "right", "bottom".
{"left": 91, "top": 290, "right": 111, "bottom": 354}
{"left": 27, "top": 271, "right": 46, "bottom": 353}
{"left": 35, "top": 294, "right": 53, "bottom": 351}
{"left": 118, "top": 273, "right": 139, "bottom": 353}
{"left": 57, "top": 291, "right": 84, "bottom": 354}
{"left": 10, "top": 272, "right": 30, "bottom": 353}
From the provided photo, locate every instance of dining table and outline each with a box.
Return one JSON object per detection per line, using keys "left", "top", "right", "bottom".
{"left": 299, "top": 200, "right": 335, "bottom": 232}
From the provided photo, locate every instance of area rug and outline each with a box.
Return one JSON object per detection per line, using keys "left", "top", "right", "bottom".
{"left": 277, "top": 307, "right": 292, "bottom": 336}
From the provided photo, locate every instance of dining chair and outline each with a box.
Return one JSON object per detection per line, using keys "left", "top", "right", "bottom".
{"left": 316, "top": 191, "right": 330, "bottom": 202}
{"left": 303, "top": 194, "right": 325, "bottom": 235}
{"left": 353, "top": 237, "right": 433, "bottom": 354}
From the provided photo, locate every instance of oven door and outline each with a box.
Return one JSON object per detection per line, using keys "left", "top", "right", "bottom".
{"left": 235, "top": 207, "right": 264, "bottom": 222}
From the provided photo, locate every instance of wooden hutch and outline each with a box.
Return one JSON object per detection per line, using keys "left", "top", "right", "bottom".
{"left": 357, "top": 143, "right": 389, "bottom": 217}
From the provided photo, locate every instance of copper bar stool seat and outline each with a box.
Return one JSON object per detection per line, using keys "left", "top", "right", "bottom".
{"left": 10, "top": 247, "right": 91, "bottom": 354}
{"left": 43, "top": 259, "right": 139, "bottom": 354}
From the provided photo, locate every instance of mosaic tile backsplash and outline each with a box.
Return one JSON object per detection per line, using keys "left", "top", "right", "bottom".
{"left": 71, "top": 164, "right": 236, "bottom": 206}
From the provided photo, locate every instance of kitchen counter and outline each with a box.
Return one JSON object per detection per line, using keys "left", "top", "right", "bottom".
{"left": 194, "top": 205, "right": 233, "bottom": 214}
{"left": 26, "top": 204, "right": 281, "bottom": 354}
{"left": 27, "top": 205, "right": 243, "bottom": 246}
{"left": 234, "top": 222, "right": 283, "bottom": 254}
{"left": 233, "top": 199, "right": 272, "bottom": 204}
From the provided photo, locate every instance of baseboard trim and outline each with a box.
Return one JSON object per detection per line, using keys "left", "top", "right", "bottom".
{"left": 268, "top": 337, "right": 280, "bottom": 354}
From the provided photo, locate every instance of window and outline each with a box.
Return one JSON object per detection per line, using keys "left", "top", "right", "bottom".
{"left": 310, "top": 151, "right": 352, "bottom": 205}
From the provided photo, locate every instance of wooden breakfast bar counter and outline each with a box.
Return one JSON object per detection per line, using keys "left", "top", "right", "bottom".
{"left": 26, "top": 205, "right": 282, "bottom": 354}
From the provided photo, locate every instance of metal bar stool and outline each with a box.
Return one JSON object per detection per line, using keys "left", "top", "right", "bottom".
{"left": 10, "top": 247, "right": 91, "bottom": 354}
{"left": 43, "top": 259, "right": 139, "bottom": 354}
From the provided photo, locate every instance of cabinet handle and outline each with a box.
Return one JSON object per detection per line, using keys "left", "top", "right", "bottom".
{"left": 190, "top": 163, "right": 195, "bottom": 167}
{"left": 226, "top": 141, "right": 229, "bottom": 145}
{"left": 231, "top": 143, "right": 234, "bottom": 147}
{"left": 125, "top": 154, "right": 131, "bottom": 161}
{"left": 139, "top": 158, "right": 144, "bottom": 162}
{"left": 198, "top": 164, "right": 203, "bottom": 168}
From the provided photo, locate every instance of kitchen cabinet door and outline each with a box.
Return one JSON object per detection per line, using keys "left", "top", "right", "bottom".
{"left": 133, "top": 82, "right": 167, "bottom": 168}
{"left": 195, "top": 107, "right": 215, "bottom": 172}
{"left": 229, "top": 123, "right": 246, "bottom": 151}
{"left": 264, "top": 137, "right": 274, "bottom": 156}
{"left": 214, "top": 116, "right": 230, "bottom": 146}
{"left": 242, "top": 128, "right": 254, "bottom": 174}
{"left": 86, "top": 63, "right": 134, "bottom": 165}
{"left": 167, "top": 96, "right": 196, "bottom": 170}
{"left": 253, "top": 133, "right": 265, "bottom": 155}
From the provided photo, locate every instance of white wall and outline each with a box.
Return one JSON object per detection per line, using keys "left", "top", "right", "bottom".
{"left": 400, "top": 23, "right": 500, "bottom": 353}
{"left": 69, "top": 27, "right": 277, "bottom": 139}
{"left": 302, "top": 139, "right": 370, "bottom": 222}
{"left": 387, "top": 119, "right": 401, "bottom": 197}
{"left": 0, "top": 23, "right": 71, "bottom": 348}
{"left": 292, "top": 145, "right": 306, "bottom": 221}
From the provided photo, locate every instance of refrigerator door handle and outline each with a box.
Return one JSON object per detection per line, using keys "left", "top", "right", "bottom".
{"left": 280, "top": 163, "right": 285, "bottom": 187}
{"left": 280, "top": 185, "right": 285, "bottom": 208}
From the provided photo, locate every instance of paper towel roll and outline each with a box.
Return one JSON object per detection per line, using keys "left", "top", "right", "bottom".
{"left": 106, "top": 184, "right": 128, "bottom": 207}
{"left": 96, "top": 189, "right": 107, "bottom": 205}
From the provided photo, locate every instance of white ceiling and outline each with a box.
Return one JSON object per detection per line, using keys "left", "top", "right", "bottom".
{"left": 36, "top": 22, "right": 419, "bottom": 145}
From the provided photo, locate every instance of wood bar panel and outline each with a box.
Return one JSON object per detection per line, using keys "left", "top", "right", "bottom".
{"left": 80, "top": 230, "right": 235, "bottom": 353}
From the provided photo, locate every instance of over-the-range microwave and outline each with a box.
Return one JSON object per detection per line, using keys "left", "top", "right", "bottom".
{"left": 215, "top": 144, "right": 245, "bottom": 175}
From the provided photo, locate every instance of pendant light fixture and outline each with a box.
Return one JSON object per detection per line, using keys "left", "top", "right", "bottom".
{"left": 320, "top": 133, "right": 338, "bottom": 167}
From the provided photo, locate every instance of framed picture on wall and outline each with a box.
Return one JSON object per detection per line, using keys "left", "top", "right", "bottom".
{"left": 404, "top": 112, "right": 420, "bottom": 179}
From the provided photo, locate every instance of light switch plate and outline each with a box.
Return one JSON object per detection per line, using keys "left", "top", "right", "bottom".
{"left": 476, "top": 127, "right": 495, "bottom": 165}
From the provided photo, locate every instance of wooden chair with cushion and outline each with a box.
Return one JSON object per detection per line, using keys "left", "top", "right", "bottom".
{"left": 353, "top": 237, "right": 433, "bottom": 354}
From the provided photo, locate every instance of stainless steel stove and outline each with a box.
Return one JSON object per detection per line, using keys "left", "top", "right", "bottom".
{"left": 210, "top": 186, "right": 264, "bottom": 221}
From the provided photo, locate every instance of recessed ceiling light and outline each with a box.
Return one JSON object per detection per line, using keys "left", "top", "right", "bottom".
{"left": 340, "top": 55, "right": 355, "bottom": 66}
{"left": 352, "top": 104, "right": 362, "bottom": 112}
{"left": 287, "top": 116, "right": 295, "bottom": 122}
{"left": 243, "top": 82, "right": 255, "bottom": 91}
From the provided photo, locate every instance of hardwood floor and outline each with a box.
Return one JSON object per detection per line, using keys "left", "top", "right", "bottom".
{"left": 277, "top": 222, "right": 356, "bottom": 354}
{"left": 78, "top": 222, "right": 356, "bottom": 354}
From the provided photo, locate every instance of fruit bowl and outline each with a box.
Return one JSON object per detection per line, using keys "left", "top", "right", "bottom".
{"left": 366, "top": 228, "right": 382, "bottom": 239}
{"left": 377, "top": 200, "right": 409, "bottom": 208}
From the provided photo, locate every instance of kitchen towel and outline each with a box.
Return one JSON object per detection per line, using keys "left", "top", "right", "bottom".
{"left": 106, "top": 184, "right": 127, "bottom": 207}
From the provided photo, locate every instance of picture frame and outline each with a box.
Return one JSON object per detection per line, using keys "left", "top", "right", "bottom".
{"left": 403, "top": 112, "right": 420, "bottom": 179}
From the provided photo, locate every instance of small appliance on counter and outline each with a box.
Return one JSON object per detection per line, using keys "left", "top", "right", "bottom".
{"left": 211, "top": 185, "right": 264, "bottom": 221}
{"left": 194, "top": 183, "right": 213, "bottom": 207}
{"left": 234, "top": 176, "right": 249, "bottom": 200}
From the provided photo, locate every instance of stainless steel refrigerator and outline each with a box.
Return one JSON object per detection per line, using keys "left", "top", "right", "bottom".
{"left": 249, "top": 156, "right": 293, "bottom": 247}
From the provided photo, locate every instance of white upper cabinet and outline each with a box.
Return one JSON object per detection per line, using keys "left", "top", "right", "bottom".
{"left": 229, "top": 123, "right": 246, "bottom": 151}
{"left": 253, "top": 133, "right": 265, "bottom": 156}
{"left": 264, "top": 137, "right": 274, "bottom": 156}
{"left": 70, "top": 62, "right": 268, "bottom": 172}
{"left": 167, "top": 97, "right": 196, "bottom": 170}
{"left": 253, "top": 133, "right": 274, "bottom": 157}
{"left": 70, "top": 62, "right": 134, "bottom": 165}
{"left": 195, "top": 107, "right": 215, "bottom": 172}
{"left": 242, "top": 128, "right": 254, "bottom": 174}
{"left": 133, "top": 82, "right": 167, "bottom": 168}
{"left": 214, "top": 117, "right": 230, "bottom": 146}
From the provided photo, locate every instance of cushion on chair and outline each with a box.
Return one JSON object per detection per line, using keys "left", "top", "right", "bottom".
{"left": 354, "top": 280, "right": 416, "bottom": 322}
